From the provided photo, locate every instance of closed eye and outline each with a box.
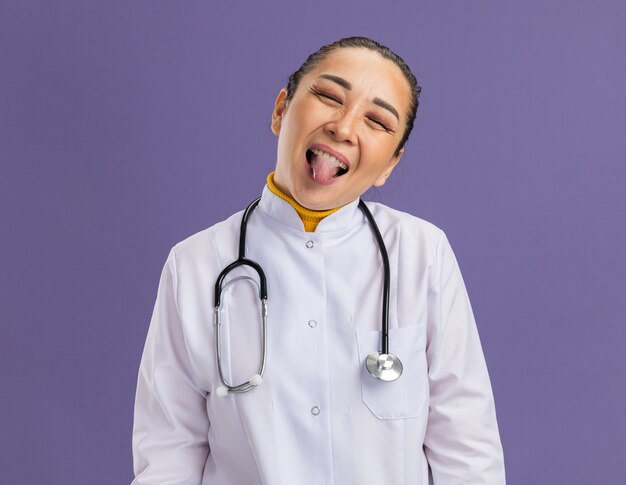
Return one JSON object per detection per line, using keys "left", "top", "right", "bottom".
{"left": 367, "top": 116, "right": 393, "bottom": 133}
{"left": 310, "top": 86, "right": 342, "bottom": 104}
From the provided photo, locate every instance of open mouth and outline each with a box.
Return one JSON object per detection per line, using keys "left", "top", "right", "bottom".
{"left": 306, "top": 148, "right": 349, "bottom": 179}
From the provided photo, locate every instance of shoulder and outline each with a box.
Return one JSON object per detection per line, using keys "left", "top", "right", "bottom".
{"left": 362, "top": 201, "right": 446, "bottom": 249}
{"left": 167, "top": 210, "right": 244, "bottom": 273}
{"left": 363, "top": 202, "right": 459, "bottom": 284}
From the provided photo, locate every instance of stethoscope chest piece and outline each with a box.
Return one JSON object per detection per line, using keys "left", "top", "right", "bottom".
{"left": 365, "top": 351, "right": 403, "bottom": 382}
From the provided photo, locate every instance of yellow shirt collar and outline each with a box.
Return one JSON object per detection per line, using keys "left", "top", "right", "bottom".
{"left": 266, "top": 172, "right": 340, "bottom": 232}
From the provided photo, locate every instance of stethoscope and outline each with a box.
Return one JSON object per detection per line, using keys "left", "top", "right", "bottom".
{"left": 213, "top": 197, "right": 403, "bottom": 396}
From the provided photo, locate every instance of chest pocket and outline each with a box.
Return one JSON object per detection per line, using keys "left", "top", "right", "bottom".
{"left": 356, "top": 325, "right": 428, "bottom": 419}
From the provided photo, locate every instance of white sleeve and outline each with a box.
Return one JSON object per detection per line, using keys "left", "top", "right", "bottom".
{"left": 423, "top": 231, "right": 506, "bottom": 484}
{"left": 132, "top": 248, "right": 210, "bottom": 484}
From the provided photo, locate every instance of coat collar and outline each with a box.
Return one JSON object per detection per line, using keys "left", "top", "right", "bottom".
{"left": 257, "top": 185, "right": 363, "bottom": 235}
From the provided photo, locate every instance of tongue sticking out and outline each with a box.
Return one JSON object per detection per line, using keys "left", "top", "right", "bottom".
{"left": 309, "top": 150, "right": 344, "bottom": 185}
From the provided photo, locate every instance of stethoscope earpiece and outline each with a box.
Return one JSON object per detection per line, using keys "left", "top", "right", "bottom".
{"left": 215, "top": 374, "right": 263, "bottom": 397}
{"left": 249, "top": 374, "right": 262, "bottom": 386}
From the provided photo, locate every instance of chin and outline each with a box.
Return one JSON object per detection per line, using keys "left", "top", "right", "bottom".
{"left": 293, "top": 191, "right": 336, "bottom": 211}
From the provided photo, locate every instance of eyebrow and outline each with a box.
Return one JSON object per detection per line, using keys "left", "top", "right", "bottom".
{"left": 317, "top": 74, "right": 400, "bottom": 122}
{"left": 372, "top": 97, "right": 399, "bottom": 122}
{"left": 319, "top": 74, "right": 352, "bottom": 90}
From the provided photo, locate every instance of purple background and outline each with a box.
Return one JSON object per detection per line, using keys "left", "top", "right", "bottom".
{"left": 2, "top": 1, "right": 625, "bottom": 483}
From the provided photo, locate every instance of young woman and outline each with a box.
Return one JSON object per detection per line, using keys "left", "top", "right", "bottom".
{"left": 132, "top": 37, "right": 506, "bottom": 485}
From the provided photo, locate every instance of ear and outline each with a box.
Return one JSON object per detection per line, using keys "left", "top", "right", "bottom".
{"left": 373, "top": 148, "right": 404, "bottom": 187}
{"left": 271, "top": 88, "right": 289, "bottom": 136}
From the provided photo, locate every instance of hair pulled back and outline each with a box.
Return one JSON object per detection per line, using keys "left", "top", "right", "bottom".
{"left": 286, "top": 37, "right": 422, "bottom": 156}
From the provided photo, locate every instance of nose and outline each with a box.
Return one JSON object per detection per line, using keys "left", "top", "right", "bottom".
{"left": 325, "top": 109, "right": 358, "bottom": 145}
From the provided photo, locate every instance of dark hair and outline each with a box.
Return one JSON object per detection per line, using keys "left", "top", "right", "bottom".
{"left": 286, "top": 36, "right": 422, "bottom": 156}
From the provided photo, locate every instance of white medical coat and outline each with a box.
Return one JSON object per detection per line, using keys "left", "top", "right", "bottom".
{"left": 132, "top": 186, "right": 506, "bottom": 484}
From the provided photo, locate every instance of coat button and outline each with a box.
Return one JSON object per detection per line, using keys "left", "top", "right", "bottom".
{"left": 308, "top": 320, "right": 317, "bottom": 328}
{"left": 311, "top": 406, "right": 320, "bottom": 416}
{"left": 305, "top": 240, "right": 315, "bottom": 249}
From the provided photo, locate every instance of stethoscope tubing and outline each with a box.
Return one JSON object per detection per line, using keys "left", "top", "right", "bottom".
{"left": 214, "top": 197, "right": 266, "bottom": 307}
{"left": 214, "top": 197, "right": 267, "bottom": 393}
{"left": 214, "top": 300, "right": 267, "bottom": 393}
{"left": 357, "top": 200, "right": 391, "bottom": 356}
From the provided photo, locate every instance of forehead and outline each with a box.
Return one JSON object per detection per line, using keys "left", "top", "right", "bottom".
{"left": 303, "top": 47, "right": 411, "bottom": 118}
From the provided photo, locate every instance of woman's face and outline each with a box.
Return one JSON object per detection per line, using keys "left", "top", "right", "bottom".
{"left": 271, "top": 47, "right": 412, "bottom": 211}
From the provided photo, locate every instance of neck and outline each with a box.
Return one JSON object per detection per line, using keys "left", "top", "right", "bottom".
{"left": 266, "top": 172, "right": 340, "bottom": 232}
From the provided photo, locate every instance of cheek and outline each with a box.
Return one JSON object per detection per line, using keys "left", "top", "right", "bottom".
{"left": 293, "top": 99, "right": 330, "bottom": 125}
{"left": 363, "top": 141, "right": 395, "bottom": 165}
